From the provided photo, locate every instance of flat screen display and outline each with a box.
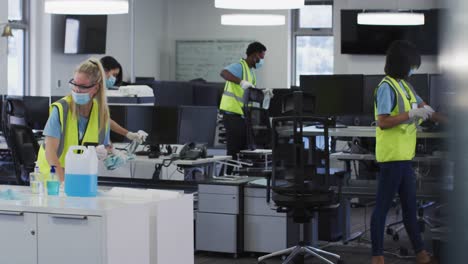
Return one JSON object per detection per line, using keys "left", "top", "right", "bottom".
{"left": 64, "top": 15, "right": 107, "bottom": 54}
{"left": 300, "top": 75, "right": 364, "bottom": 115}
{"left": 341, "top": 9, "right": 440, "bottom": 55}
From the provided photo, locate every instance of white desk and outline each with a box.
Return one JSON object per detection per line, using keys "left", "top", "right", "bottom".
{"left": 331, "top": 152, "right": 447, "bottom": 162}
{"left": 303, "top": 125, "right": 446, "bottom": 138}
{"left": 99, "top": 144, "right": 231, "bottom": 180}
{"left": 0, "top": 185, "right": 194, "bottom": 264}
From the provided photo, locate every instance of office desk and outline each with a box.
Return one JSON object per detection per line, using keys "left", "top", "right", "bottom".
{"left": 99, "top": 144, "right": 231, "bottom": 180}
{"left": 302, "top": 125, "right": 446, "bottom": 138}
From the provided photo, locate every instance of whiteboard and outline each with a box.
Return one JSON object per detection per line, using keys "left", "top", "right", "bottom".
{"left": 176, "top": 40, "right": 253, "bottom": 82}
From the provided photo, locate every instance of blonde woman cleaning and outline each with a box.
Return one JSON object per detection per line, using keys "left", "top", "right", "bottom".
{"left": 36, "top": 58, "right": 111, "bottom": 182}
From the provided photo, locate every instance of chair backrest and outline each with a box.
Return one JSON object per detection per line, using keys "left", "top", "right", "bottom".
{"left": 2, "top": 97, "right": 27, "bottom": 130}
{"left": 270, "top": 115, "right": 337, "bottom": 222}
{"left": 8, "top": 124, "right": 40, "bottom": 184}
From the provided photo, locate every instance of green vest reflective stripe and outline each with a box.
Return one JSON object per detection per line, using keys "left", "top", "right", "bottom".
{"left": 219, "top": 59, "right": 256, "bottom": 115}
{"left": 36, "top": 96, "right": 107, "bottom": 179}
{"left": 374, "top": 76, "right": 418, "bottom": 162}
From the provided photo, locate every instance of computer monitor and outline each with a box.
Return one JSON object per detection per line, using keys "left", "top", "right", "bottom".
{"left": 178, "top": 106, "right": 218, "bottom": 147}
{"left": 300, "top": 75, "right": 364, "bottom": 116}
{"left": 268, "top": 89, "right": 293, "bottom": 117}
{"left": 430, "top": 74, "right": 452, "bottom": 114}
{"left": 22, "top": 96, "right": 50, "bottom": 130}
{"left": 363, "top": 75, "right": 385, "bottom": 115}
{"left": 108, "top": 105, "right": 127, "bottom": 142}
{"left": 125, "top": 105, "right": 154, "bottom": 136}
{"left": 148, "top": 106, "right": 180, "bottom": 145}
{"left": 407, "top": 74, "right": 430, "bottom": 103}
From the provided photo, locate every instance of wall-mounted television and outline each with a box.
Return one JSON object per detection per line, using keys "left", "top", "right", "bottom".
{"left": 64, "top": 15, "right": 107, "bottom": 54}
{"left": 341, "top": 9, "right": 441, "bottom": 55}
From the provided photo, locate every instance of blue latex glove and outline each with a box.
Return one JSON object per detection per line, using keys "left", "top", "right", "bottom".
{"left": 103, "top": 148, "right": 136, "bottom": 170}
{"left": 104, "top": 154, "right": 125, "bottom": 170}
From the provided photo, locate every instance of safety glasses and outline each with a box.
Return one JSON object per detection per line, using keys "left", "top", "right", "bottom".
{"left": 69, "top": 79, "right": 96, "bottom": 90}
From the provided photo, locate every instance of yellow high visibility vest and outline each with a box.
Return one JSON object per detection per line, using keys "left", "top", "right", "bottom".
{"left": 219, "top": 59, "right": 256, "bottom": 115}
{"left": 36, "top": 96, "right": 107, "bottom": 179}
{"left": 374, "top": 76, "right": 419, "bottom": 162}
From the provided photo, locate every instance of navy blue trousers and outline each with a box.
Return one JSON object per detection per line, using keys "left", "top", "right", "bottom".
{"left": 370, "top": 161, "right": 424, "bottom": 256}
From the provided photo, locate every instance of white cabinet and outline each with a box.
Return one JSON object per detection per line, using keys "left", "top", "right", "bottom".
{"left": 0, "top": 211, "right": 37, "bottom": 264}
{"left": 0, "top": 211, "right": 103, "bottom": 264}
{"left": 37, "top": 214, "right": 102, "bottom": 264}
{"left": 0, "top": 186, "right": 194, "bottom": 264}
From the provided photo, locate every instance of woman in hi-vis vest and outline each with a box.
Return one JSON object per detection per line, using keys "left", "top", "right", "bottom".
{"left": 371, "top": 41, "right": 441, "bottom": 264}
{"left": 36, "top": 59, "right": 111, "bottom": 182}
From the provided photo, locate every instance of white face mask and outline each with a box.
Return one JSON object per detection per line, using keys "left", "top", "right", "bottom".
{"left": 72, "top": 91, "right": 91, "bottom": 105}
{"left": 255, "top": 58, "right": 264, "bottom": 69}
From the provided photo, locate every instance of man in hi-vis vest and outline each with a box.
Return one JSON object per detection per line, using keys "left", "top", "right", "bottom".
{"left": 219, "top": 42, "right": 267, "bottom": 174}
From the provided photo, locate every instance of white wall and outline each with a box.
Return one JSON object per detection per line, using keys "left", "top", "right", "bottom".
{"left": 50, "top": 0, "right": 167, "bottom": 96}
{"left": 163, "top": 0, "right": 291, "bottom": 89}
{"left": 0, "top": 0, "right": 7, "bottom": 95}
{"left": 334, "top": 0, "right": 441, "bottom": 75}
{"left": 30, "top": 0, "right": 51, "bottom": 96}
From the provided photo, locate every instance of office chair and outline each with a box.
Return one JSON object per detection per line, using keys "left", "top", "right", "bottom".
{"left": 8, "top": 124, "right": 39, "bottom": 184}
{"left": 259, "top": 115, "right": 345, "bottom": 264}
{"left": 243, "top": 88, "right": 271, "bottom": 150}
{"left": 1, "top": 98, "right": 37, "bottom": 184}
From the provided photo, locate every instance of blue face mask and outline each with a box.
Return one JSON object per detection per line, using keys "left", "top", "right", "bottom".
{"left": 255, "top": 58, "right": 264, "bottom": 69}
{"left": 106, "top": 76, "right": 116, "bottom": 88}
{"left": 72, "top": 91, "right": 91, "bottom": 105}
{"left": 408, "top": 68, "right": 417, "bottom": 77}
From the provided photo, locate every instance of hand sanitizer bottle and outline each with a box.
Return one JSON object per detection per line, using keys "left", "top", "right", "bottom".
{"left": 47, "top": 166, "right": 60, "bottom": 196}
{"left": 30, "top": 166, "right": 43, "bottom": 194}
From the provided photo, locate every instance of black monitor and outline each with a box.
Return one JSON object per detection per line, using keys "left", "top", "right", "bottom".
{"left": 407, "top": 74, "right": 430, "bottom": 103}
{"left": 430, "top": 74, "right": 452, "bottom": 114}
{"left": 125, "top": 105, "right": 153, "bottom": 144}
{"left": 64, "top": 15, "right": 107, "bottom": 54}
{"left": 178, "top": 106, "right": 218, "bottom": 146}
{"left": 363, "top": 75, "right": 385, "bottom": 115}
{"left": 108, "top": 105, "right": 127, "bottom": 142}
{"left": 267, "top": 89, "right": 293, "bottom": 117}
{"left": 148, "top": 106, "right": 180, "bottom": 145}
{"left": 22, "top": 96, "right": 50, "bottom": 130}
{"left": 300, "top": 75, "right": 364, "bottom": 116}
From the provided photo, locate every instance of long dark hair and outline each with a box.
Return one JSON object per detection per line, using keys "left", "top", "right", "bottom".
{"left": 100, "top": 56, "right": 123, "bottom": 85}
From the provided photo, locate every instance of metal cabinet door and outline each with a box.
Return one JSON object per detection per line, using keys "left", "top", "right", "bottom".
{"left": 0, "top": 211, "right": 37, "bottom": 264}
{"left": 196, "top": 212, "right": 237, "bottom": 253}
{"left": 37, "top": 214, "right": 103, "bottom": 264}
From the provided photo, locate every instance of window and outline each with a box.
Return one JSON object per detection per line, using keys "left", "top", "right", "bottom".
{"left": 7, "top": 0, "right": 28, "bottom": 96}
{"left": 292, "top": 1, "right": 334, "bottom": 86}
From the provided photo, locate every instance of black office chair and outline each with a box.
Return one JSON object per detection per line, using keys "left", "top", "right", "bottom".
{"left": 8, "top": 124, "right": 39, "bottom": 184}
{"left": 259, "top": 115, "right": 345, "bottom": 264}
{"left": 1, "top": 98, "right": 38, "bottom": 184}
{"left": 243, "top": 88, "right": 271, "bottom": 150}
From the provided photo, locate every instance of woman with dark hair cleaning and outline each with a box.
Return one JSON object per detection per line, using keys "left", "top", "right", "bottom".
{"left": 100, "top": 56, "right": 147, "bottom": 143}
{"left": 371, "top": 40, "right": 441, "bottom": 264}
